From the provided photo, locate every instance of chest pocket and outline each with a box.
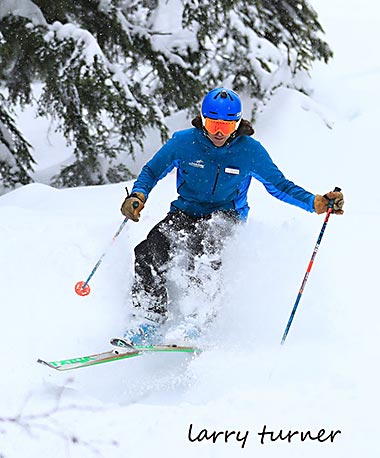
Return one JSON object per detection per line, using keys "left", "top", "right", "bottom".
{"left": 179, "top": 163, "right": 209, "bottom": 197}
{"left": 211, "top": 165, "right": 244, "bottom": 200}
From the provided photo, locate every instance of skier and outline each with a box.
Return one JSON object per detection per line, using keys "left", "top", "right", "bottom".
{"left": 120, "top": 87, "right": 344, "bottom": 344}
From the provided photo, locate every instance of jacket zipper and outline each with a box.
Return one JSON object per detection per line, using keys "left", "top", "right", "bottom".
{"left": 211, "top": 165, "right": 221, "bottom": 195}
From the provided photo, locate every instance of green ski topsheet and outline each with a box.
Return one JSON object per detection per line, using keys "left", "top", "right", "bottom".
{"left": 37, "top": 343, "right": 200, "bottom": 371}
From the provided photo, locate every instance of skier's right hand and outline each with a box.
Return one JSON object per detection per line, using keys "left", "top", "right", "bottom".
{"left": 121, "top": 192, "right": 146, "bottom": 222}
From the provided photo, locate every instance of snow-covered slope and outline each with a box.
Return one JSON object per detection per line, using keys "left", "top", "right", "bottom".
{"left": 1, "top": 1, "right": 379, "bottom": 457}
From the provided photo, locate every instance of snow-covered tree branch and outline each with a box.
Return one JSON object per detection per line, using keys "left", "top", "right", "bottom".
{"left": 0, "top": 0, "right": 332, "bottom": 190}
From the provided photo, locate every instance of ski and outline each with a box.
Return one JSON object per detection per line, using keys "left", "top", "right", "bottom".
{"left": 37, "top": 340, "right": 200, "bottom": 372}
{"left": 37, "top": 348, "right": 140, "bottom": 371}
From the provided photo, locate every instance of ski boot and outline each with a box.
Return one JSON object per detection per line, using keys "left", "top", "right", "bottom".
{"left": 124, "top": 322, "right": 160, "bottom": 346}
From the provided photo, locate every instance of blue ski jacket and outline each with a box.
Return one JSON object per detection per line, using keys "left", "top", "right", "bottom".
{"left": 131, "top": 127, "right": 315, "bottom": 221}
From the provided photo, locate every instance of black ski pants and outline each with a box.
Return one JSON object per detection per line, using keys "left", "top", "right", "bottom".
{"left": 131, "top": 210, "right": 239, "bottom": 324}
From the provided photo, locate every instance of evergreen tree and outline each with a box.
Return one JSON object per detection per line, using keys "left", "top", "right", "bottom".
{"left": 0, "top": 0, "right": 332, "bottom": 191}
{"left": 0, "top": 94, "right": 35, "bottom": 189}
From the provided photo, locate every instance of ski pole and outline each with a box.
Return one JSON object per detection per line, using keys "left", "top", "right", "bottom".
{"left": 75, "top": 215, "right": 132, "bottom": 296}
{"left": 280, "top": 186, "right": 341, "bottom": 344}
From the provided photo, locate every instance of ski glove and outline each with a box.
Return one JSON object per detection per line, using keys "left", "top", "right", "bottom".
{"left": 121, "top": 192, "right": 146, "bottom": 222}
{"left": 314, "top": 191, "right": 344, "bottom": 215}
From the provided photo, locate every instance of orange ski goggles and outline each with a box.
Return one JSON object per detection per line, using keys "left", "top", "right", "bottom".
{"left": 203, "top": 117, "right": 239, "bottom": 136}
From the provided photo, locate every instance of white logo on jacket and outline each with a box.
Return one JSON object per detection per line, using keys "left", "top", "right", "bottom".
{"left": 189, "top": 160, "right": 205, "bottom": 169}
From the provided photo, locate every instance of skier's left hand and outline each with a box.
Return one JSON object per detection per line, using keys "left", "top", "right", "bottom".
{"left": 314, "top": 191, "right": 344, "bottom": 215}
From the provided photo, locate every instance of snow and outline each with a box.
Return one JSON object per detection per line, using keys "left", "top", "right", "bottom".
{"left": 149, "top": 0, "right": 199, "bottom": 54}
{"left": 0, "top": 0, "right": 47, "bottom": 25}
{"left": 44, "top": 22, "right": 105, "bottom": 67}
{"left": 1, "top": 1, "right": 379, "bottom": 457}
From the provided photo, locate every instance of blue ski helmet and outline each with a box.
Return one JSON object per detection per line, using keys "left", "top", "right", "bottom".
{"left": 201, "top": 87, "right": 242, "bottom": 121}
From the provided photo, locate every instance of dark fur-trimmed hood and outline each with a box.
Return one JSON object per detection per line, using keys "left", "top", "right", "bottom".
{"left": 191, "top": 114, "right": 255, "bottom": 137}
